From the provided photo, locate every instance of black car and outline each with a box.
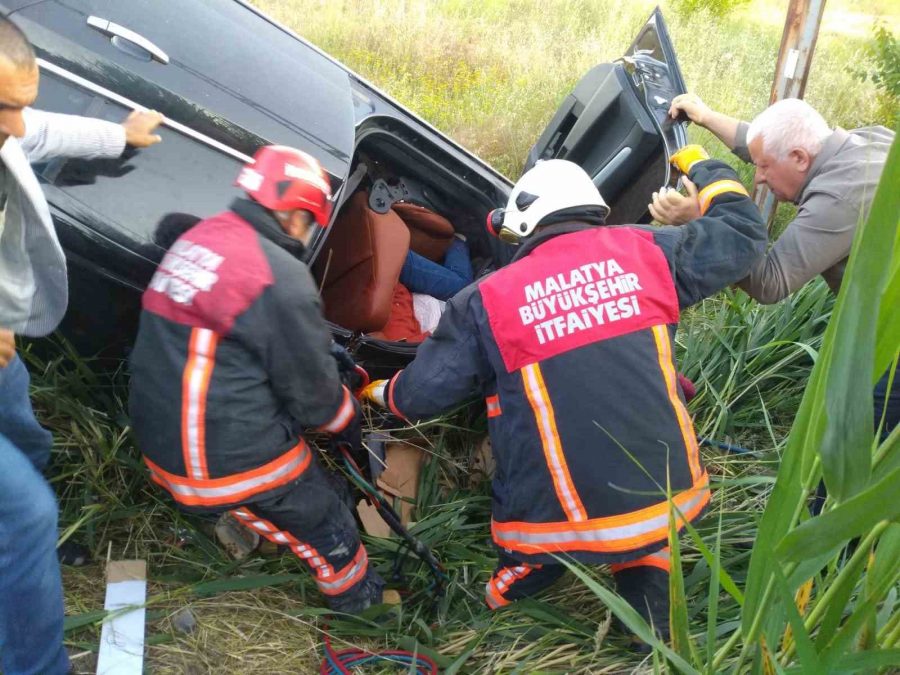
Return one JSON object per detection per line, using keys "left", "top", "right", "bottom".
{"left": 6, "top": 0, "right": 687, "bottom": 374}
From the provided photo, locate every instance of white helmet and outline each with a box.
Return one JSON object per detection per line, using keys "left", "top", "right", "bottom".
{"left": 486, "top": 160, "right": 610, "bottom": 242}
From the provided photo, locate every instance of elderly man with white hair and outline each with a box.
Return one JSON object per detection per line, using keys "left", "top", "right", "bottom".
{"left": 651, "top": 95, "right": 893, "bottom": 303}
{"left": 651, "top": 95, "right": 896, "bottom": 441}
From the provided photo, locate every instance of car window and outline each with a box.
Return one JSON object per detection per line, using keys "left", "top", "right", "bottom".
{"left": 34, "top": 69, "right": 243, "bottom": 260}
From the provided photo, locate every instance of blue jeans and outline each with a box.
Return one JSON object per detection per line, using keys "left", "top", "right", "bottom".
{"left": 0, "top": 355, "right": 68, "bottom": 675}
{"left": 399, "top": 239, "right": 473, "bottom": 301}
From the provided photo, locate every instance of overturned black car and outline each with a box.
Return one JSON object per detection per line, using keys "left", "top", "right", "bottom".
{"left": 8, "top": 0, "right": 688, "bottom": 372}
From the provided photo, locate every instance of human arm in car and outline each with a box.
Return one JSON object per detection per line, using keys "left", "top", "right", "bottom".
{"left": 668, "top": 93, "right": 752, "bottom": 162}
{"left": 19, "top": 108, "right": 163, "bottom": 164}
{"left": 648, "top": 158, "right": 767, "bottom": 309}
{"left": 375, "top": 284, "right": 491, "bottom": 422}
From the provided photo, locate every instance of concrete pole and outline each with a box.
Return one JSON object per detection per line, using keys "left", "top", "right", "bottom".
{"left": 753, "top": 0, "right": 828, "bottom": 226}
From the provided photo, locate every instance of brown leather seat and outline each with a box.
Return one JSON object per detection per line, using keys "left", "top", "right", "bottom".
{"left": 392, "top": 202, "right": 455, "bottom": 262}
{"left": 315, "top": 191, "right": 410, "bottom": 333}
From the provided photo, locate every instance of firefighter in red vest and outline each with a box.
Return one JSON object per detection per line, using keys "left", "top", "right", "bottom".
{"left": 363, "top": 148, "right": 765, "bottom": 638}
{"left": 129, "top": 146, "right": 384, "bottom": 614}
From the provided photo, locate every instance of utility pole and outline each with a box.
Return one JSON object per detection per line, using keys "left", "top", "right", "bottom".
{"left": 754, "top": 0, "right": 827, "bottom": 226}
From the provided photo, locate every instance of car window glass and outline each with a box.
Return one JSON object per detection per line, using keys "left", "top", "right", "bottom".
{"left": 34, "top": 70, "right": 243, "bottom": 258}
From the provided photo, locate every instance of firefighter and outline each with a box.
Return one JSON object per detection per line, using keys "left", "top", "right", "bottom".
{"left": 362, "top": 148, "right": 766, "bottom": 638}
{"left": 129, "top": 145, "right": 384, "bottom": 614}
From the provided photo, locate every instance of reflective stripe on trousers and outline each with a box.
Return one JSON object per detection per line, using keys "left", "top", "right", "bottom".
{"left": 231, "top": 507, "right": 369, "bottom": 596}
{"left": 486, "top": 563, "right": 538, "bottom": 609}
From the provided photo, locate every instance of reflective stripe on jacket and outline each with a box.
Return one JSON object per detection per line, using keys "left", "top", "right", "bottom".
{"left": 386, "top": 159, "right": 765, "bottom": 565}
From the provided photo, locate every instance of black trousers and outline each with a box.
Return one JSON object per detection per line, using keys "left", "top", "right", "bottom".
{"left": 231, "top": 459, "right": 383, "bottom": 613}
{"left": 485, "top": 549, "right": 670, "bottom": 636}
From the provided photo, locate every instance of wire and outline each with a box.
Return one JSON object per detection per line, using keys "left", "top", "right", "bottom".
{"left": 699, "top": 437, "right": 753, "bottom": 454}
{"left": 337, "top": 446, "right": 447, "bottom": 598}
{"left": 320, "top": 622, "right": 439, "bottom": 675}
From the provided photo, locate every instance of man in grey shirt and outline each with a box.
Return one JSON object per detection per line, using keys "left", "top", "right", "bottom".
{"left": 649, "top": 95, "right": 896, "bottom": 438}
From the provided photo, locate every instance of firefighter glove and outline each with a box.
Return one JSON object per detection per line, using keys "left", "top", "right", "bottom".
{"left": 361, "top": 379, "right": 388, "bottom": 408}
{"left": 670, "top": 144, "right": 709, "bottom": 174}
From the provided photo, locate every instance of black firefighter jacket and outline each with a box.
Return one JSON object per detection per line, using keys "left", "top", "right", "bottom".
{"left": 129, "top": 199, "right": 356, "bottom": 512}
{"left": 383, "top": 159, "right": 766, "bottom": 565}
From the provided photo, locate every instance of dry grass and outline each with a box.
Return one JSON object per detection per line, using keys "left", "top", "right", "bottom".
{"left": 254, "top": 0, "right": 896, "bottom": 177}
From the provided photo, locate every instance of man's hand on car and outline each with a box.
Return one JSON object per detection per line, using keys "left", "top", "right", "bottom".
{"left": 122, "top": 110, "right": 164, "bottom": 148}
{"left": 0, "top": 329, "right": 15, "bottom": 368}
{"left": 669, "top": 93, "right": 712, "bottom": 125}
{"left": 649, "top": 178, "right": 701, "bottom": 225}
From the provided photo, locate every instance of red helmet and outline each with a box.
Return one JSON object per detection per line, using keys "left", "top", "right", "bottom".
{"left": 236, "top": 145, "right": 333, "bottom": 227}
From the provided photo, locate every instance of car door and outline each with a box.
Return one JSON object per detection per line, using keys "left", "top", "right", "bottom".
{"left": 14, "top": 0, "right": 355, "bottom": 179}
{"left": 525, "top": 7, "right": 688, "bottom": 225}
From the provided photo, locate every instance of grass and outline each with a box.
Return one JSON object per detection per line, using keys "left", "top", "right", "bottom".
{"left": 21, "top": 0, "right": 899, "bottom": 672}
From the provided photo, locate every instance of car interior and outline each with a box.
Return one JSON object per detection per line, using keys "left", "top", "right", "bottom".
{"left": 312, "top": 131, "right": 507, "bottom": 346}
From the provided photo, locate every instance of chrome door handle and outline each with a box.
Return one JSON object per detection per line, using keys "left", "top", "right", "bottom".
{"left": 87, "top": 16, "right": 170, "bottom": 65}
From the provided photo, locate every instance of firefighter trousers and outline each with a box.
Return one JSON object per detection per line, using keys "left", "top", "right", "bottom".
{"left": 230, "top": 458, "right": 383, "bottom": 614}
{"left": 485, "top": 548, "right": 670, "bottom": 636}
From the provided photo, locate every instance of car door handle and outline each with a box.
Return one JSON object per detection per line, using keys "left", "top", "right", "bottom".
{"left": 87, "top": 16, "right": 170, "bottom": 65}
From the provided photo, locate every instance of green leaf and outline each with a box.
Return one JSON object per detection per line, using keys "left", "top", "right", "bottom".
{"left": 819, "top": 543, "right": 900, "bottom": 668}
{"left": 705, "top": 513, "right": 724, "bottom": 673}
{"left": 63, "top": 609, "right": 109, "bottom": 633}
{"left": 770, "top": 562, "right": 821, "bottom": 671}
{"left": 833, "top": 650, "right": 900, "bottom": 672}
{"left": 668, "top": 484, "right": 697, "bottom": 667}
{"left": 775, "top": 467, "right": 900, "bottom": 562}
{"left": 819, "top": 127, "right": 900, "bottom": 501}
{"left": 191, "top": 573, "right": 302, "bottom": 596}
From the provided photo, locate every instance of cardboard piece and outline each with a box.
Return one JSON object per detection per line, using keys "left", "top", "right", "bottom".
{"left": 378, "top": 442, "right": 424, "bottom": 499}
{"left": 356, "top": 441, "right": 425, "bottom": 535}
{"left": 356, "top": 499, "right": 392, "bottom": 539}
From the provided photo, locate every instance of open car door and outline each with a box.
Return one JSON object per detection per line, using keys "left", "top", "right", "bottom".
{"left": 525, "top": 7, "right": 688, "bottom": 225}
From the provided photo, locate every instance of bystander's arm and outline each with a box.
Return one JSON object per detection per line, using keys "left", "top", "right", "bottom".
{"left": 19, "top": 107, "right": 162, "bottom": 164}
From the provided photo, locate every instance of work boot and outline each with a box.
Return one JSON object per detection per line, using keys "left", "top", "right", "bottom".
{"left": 612, "top": 565, "right": 670, "bottom": 650}
{"left": 58, "top": 540, "right": 91, "bottom": 567}
{"left": 328, "top": 568, "right": 386, "bottom": 615}
{"left": 214, "top": 512, "right": 260, "bottom": 560}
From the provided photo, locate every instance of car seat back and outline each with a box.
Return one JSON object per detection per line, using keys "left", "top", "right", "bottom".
{"left": 315, "top": 191, "right": 410, "bottom": 333}
{"left": 392, "top": 202, "right": 455, "bottom": 262}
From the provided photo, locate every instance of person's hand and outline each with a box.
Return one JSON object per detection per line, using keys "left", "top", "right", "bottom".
{"left": 669, "top": 144, "right": 709, "bottom": 175}
{"left": 361, "top": 379, "right": 388, "bottom": 408}
{"left": 649, "top": 178, "right": 701, "bottom": 225}
{"left": 0, "top": 328, "right": 15, "bottom": 368}
{"left": 122, "top": 110, "right": 163, "bottom": 147}
{"left": 669, "top": 93, "right": 712, "bottom": 126}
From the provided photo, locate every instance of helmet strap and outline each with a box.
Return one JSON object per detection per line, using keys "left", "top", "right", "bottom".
{"left": 538, "top": 205, "right": 610, "bottom": 227}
